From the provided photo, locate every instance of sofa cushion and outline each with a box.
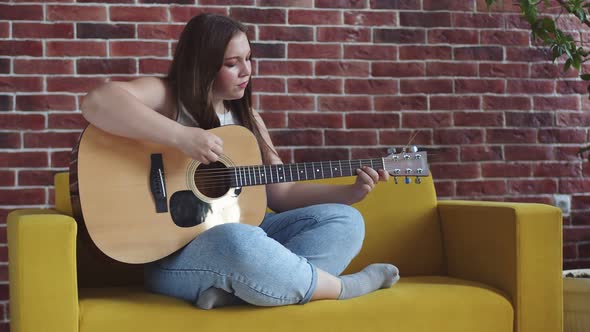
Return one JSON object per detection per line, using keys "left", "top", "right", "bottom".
{"left": 78, "top": 276, "right": 513, "bottom": 332}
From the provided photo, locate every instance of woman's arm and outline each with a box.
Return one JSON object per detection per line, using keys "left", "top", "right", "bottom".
{"left": 81, "top": 77, "right": 223, "bottom": 164}
{"left": 252, "top": 112, "right": 389, "bottom": 213}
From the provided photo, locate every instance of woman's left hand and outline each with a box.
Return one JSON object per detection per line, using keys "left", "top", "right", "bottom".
{"left": 348, "top": 166, "right": 389, "bottom": 204}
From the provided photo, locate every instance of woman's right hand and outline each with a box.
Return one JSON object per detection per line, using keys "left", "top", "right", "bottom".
{"left": 175, "top": 126, "right": 223, "bottom": 164}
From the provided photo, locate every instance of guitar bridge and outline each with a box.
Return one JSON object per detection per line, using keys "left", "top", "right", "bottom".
{"left": 150, "top": 153, "right": 168, "bottom": 213}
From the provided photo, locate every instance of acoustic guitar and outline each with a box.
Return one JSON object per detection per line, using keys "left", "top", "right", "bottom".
{"left": 70, "top": 124, "right": 430, "bottom": 264}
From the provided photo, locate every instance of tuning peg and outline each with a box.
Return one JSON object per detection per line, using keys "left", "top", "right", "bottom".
{"left": 411, "top": 146, "right": 419, "bottom": 153}
{"left": 387, "top": 147, "right": 397, "bottom": 154}
{"left": 404, "top": 176, "right": 411, "bottom": 184}
{"left": 393, "top": 176, "right": 398, "bottom": 184}
{"left": 415, "top": 177, "right": 421, "bottom": 184}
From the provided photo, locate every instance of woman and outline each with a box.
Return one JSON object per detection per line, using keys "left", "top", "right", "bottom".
{"left": 81, "top": 13, "right": 399, "bottom": 309}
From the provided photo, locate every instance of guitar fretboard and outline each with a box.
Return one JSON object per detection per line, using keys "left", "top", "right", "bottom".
{"left": 229, "top": 158, "right": 385, "bottom": 187}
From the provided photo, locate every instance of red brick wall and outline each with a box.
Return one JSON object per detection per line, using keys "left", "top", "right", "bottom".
{"left": 1, "top": 0, "right": 589, "bottom": 328}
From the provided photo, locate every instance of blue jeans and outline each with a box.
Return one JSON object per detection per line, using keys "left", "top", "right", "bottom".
{"left": 144, "top": 203, "right": 365, "bottom": 307}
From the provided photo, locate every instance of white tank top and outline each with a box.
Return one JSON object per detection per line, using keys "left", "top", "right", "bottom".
{"left": 176, "top": 104, "right": 238, "bottom": 127}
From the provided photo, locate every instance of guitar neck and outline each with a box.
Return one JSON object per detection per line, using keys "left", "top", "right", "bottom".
{"left": 229, "top": 158, "right": 385, "bottom": 187}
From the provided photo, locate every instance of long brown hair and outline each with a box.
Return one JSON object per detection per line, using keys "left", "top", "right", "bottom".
{"left": 167, "top": 13, "right": 274, "bottom": 162}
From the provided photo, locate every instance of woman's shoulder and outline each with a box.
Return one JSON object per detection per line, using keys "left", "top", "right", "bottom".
{"left": 115, "top": 76, "right": 176, "bottom": 119}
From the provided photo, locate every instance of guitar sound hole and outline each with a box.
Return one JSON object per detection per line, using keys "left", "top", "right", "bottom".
{"left": 194, "top": 161, "right": 231, "bottom": 199}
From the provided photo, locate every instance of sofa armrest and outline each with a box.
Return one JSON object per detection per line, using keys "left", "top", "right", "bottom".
{"left": 8, "top": 209, "right": 79, "bottom": 332}
{"left": 437, "top": 200, "right": 563, "bottom": 332}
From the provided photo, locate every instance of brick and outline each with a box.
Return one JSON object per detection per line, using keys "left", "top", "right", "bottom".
{"left": 24, "top": 132, "right": 82, "bottom": 148}
{"left": 252, "top": 77, "right": 285, "bottom": 93}
{"left": 506, "top": 47, "right": 552, "bottom": 62}
{"left": 294, "top": 148, "right": 350, "bottom": 162}
{"left": 252, "top": 43, "right": 286, "bottom": 59}
{"left": 557, "top": 112, "right": 590, "bottom": 126}
{"left": 0, "top": 41, "right": 42, "bottom": 56}
{"left": 370, "top": 0, "right": 419, "bottom": 9}
{"left": 0, "top": 133, "right": 20, "bottom": 149}
{"left": 259, "top": 112, "right": 286, "bottom": 128}
{"left": 16, "top": 95, "right": 77, "bottom": 111}
{"left": 556, "top": 146, "right": 584, "bottom": 162}
{"left": 482, "top": 163, "right": 532, "bottom": 177}
{"left": 316, "top": 0, "right": 366, "bottom": 8}
{"left": 325, "top": 130, "right": 377, "bottom": 145}
{"left": 509, "top": 179, "right": 557, "bottom": 194}
{"left": 428, "top": 147, "right": 460, "bottom": 162}
{"left": 169, "top": 7, "right": 228, "bottom": 22}
{"left": 318, "top": 96, "right": 371, "bottom": 111}
{"left": 531, "top": 63, "right": 578, "bottom": 79}
{"left": 48, "top": 113, "right": 88, "bottom": 130}
{"left": 77, "top": 23, "right": 135, "bottom": 39}
{"left": 13, "top": 23, "right": 74, "bottom": 39}
{"left": 428, "top": 29, "right": 478, "bottom": 45}
{"left": 258, "top": 0, "right": 312, "bottom": 6}
{"left": 534, "top": 163, "right": 581, "bottom": 177}
{"left": 454, "top": 46, "right": 503, "bottom": 61}
{"left": 47, "top": 5, "right": 107, "bottom": 21}
{"left": 480, "top": 63, "right": 529, "bottom": 78}
{"left": 110, "top": 6, "right": 168, "bottom": 22}
{"left": 403, "top": 112, "right": 452, "bottom": 129}
{"left": 0, "top": 4, "right": 43, "bottom": 20}
{"left": 14, "top": 60, "right": 74, "bottom": 75}
{"left": 457, "top": 78, "right": 506, "bottom": 94}
{"left": 344, "top": 11, "right": 396, "bottom": 26}
{"left": 434, "top": 128, "right": 483, "bottom": 144}
{"left": 288, "top": 78, "right": 342, "bottom": 94}
{"left": 487, "top": 128, "right": 536, "bottom": 144}
{"left": 379, "top": 130, "right": 432, "bottom": 146}
{"left": 424, "top": 0, "right": 474, "bottom": 10}
{"left": 259, "top": 95, "right": 314, "bottom": 111}
{"left": 199, "top": 0, "right": 253, "bottom": 4}
{"left": 480, "top": 30, "right": 530, "bottom": 46}
{"left": 433, "top": 180, "right": 455, "bottom": 197}
{"left": 270, "top": 129, "right": 322, "bottom": 146}
{"left": 346, "top": 113, "right": 399, "bottom": 128}
{"left": 230, "top": 8, "right": 285, "bottom": 24}
{"left": 454, "top": 111, "right": 503, "bottom": 126}
{"left": 0, "top": 59, "right": 8, "bottom": 74}
{"left": 560, "top": 179, "right": 590, "bottom": 194}
{"left": 539, "top": 129, "right": 586, "bottom": 143}
{"left": 430, "top": 163, "right": 480, "bottom": 179}
{"left": 316, "top": 61, "right": 369, "bottom": 77}
{"left": 431, "top": 97, "right": 481, "bottom": 111}
{"left": 374, "top": 96, "right": 428, "bottom": 111}
{"left": 508, "top": 80, "right": 554, "bottom": 94}
{"left": 0, "top": 114, "right": 45, "bottom": 130}
{"left": 288, "top": 113, "right": 343, "bottom": 128}
{"left": 0, "top": 152, "right": 47, "bottom": 168}
{"left": 47, "top": 41, "right": 107, "bottom": 57}
{"left": 557, "top": 80, "right": 588, "bottom": 94}
{"left": 289, "top": 9, "right": 341, "bottom": 25}
{"left": 345, "top": 79, "right": 397, "bottom": 94}
{"left": 0, "top": 189, "right": 45, "bottom": 205}
{"left": 399, "top": 46, "right": 452, "bottom": 60}
{"left": 259, "top": 61, "right": 313, "bottom": 76}
{"left": 0, "top": 23, "right": 7, "bottom": 38}
{"left": 400, "top": 79, "right": 452, "bottom": 94}
{"left": 0, "top": 171, "right": 14, "bottom": 187}
{"left": 47, "top": 77, "right": 106, "bottom": 93}
{"left": 453, "top": 13, "right": 503, "bottom": 28}
{"left": 400, "top": 12, "right": 451, "bottom": 27}
{"left": 461, "top": 146, "right": 503, "bottom": 162}
{"left": 110, "top": 41, "right": 169, "bottom": 57}
{"left": 534, "top": 96, "right": 579, "bottom": 111}
{"left": 372, "top": 62, "right": 424, "bottom": 77}
{"left": 426, "top": 62, "right": 477, "bottom": 77}
{"left": 139, "top": 59, "right": 170, "bottom": 75}
{"left": 0, "top": 77, "right": 43, "bottom": 93}
{"left": 77, "top": 59, "right": 136, "bottom": 75}
{"left": 351, "top": 147, "right": 389, "bottom": 160}
{"left": 288, "top": 44, "right": 340, "bottom": 59}
{"left": 507, "top": 112, "right": 554, "bottom": 127}
{"left": 259, "top": 26, "right": 313, "bottom": 42}
{"left": 483, "top": 96, "right": 531, "bottom": 111}
{"left": 456, "top": 180, "right": 507, "bottom": 196}
{"left": 317, "top": 27, "right": 371, "bottom": 42}
{"left": 475, "top": 0, "right": 520, "bottom": 12}
{"left": 505, "top": 145, "right": 554, "bottom": 161}
{"left": 563, "top": 226, "right": 590, "bottom": 242}
{"left": 0, "top": 95, "right": 12, "bottom": 111}
{"left": 374, "top": 29, "right": 425, "bottom": 44}
{"left": 50, "top": 151, "right": 72, "bottom": 168}
{"left": 344, "top": 45, "right": 397, "bottom": 60}
{"left": 138, "top": 24, "right": 184, "bottom": 40}
{"left": 18, "top": 170, "right": 57, "bottom": 186}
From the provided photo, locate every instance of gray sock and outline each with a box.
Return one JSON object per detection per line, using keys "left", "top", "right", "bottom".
{"left": 338, "top": 263, "right": 399, "bottom": 300}
{"left": 196, "top": 287, "right": 245, "bottom": 310}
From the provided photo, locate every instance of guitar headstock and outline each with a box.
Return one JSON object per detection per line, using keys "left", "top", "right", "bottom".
{"left": 383, "top": 146, "right": 429, "bottom": 184}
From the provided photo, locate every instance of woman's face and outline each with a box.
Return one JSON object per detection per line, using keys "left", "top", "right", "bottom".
{"left": 212, "top": 31, "right": 251, "bottom": 104}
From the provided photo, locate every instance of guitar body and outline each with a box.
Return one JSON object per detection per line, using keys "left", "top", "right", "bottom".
{"left": 70, "top": 124, "right": 267, "bottom": 264}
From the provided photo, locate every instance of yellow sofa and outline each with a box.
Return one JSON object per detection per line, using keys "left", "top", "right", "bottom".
{"left": 8, "top": 172, "right": 563, "bottom": 332}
